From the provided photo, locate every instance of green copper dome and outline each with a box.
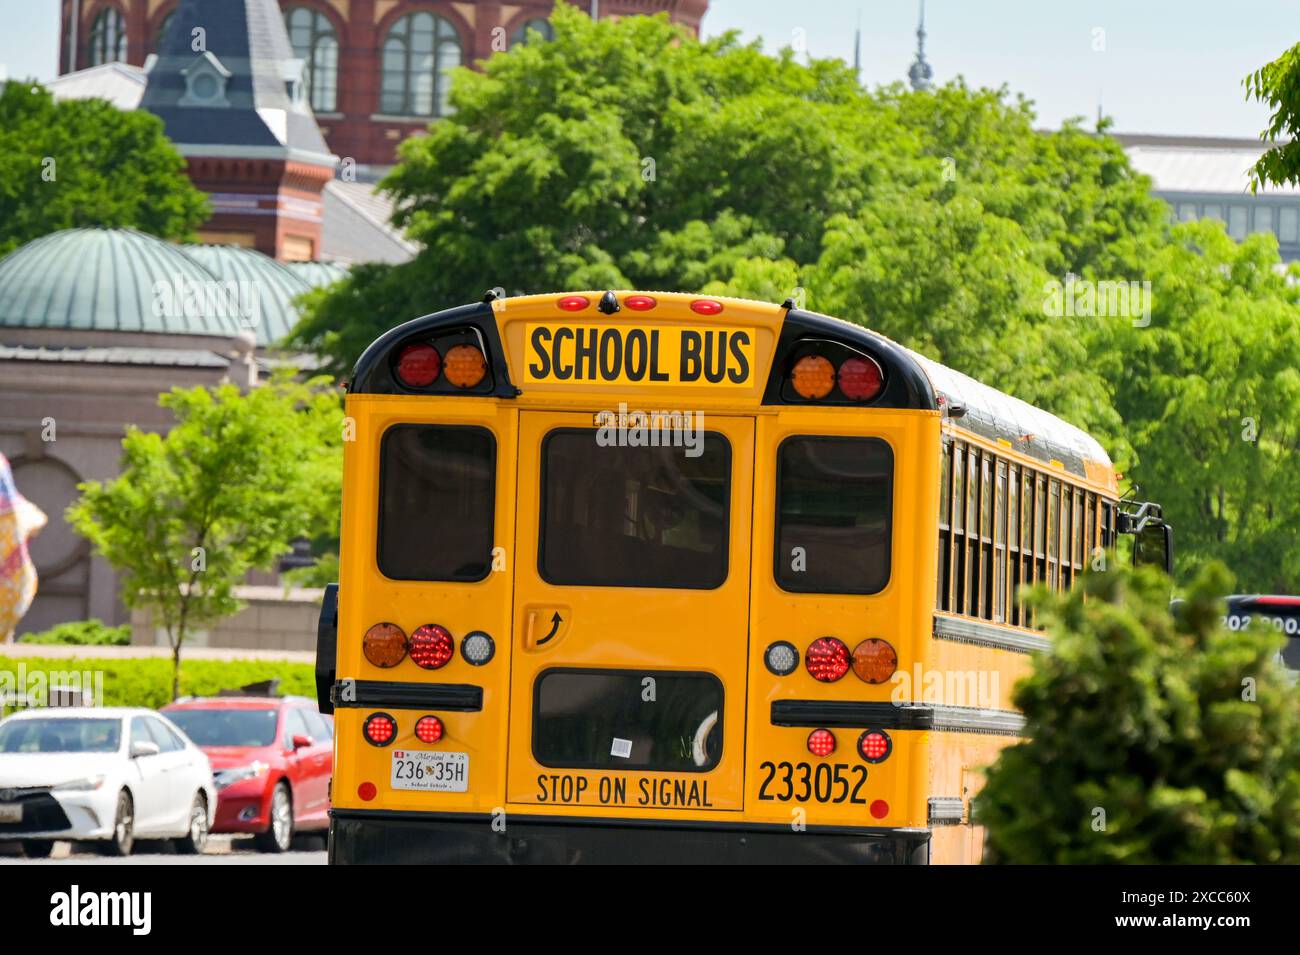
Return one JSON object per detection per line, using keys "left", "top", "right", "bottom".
{"left": 178, "top": 244, "right": 313, "bottom": 345}
{"left": 0, "top": 228, "right": 244, "bottom": 339}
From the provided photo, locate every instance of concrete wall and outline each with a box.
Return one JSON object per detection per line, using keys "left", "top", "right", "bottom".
{"left": 130, "top": 585, "right": 325, "bottom": 653}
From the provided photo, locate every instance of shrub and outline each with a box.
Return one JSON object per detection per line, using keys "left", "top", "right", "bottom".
{"left": 18, "top": 619, "right": 130, "bottom": 646}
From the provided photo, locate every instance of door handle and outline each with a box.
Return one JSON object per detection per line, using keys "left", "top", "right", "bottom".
{"left": 523, "top": 606, "right": 568, "bottom": 650}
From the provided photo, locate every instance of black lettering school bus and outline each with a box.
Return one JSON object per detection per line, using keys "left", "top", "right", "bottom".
{"left": 316, "top": 290, "right": 1169, "bottom": 863}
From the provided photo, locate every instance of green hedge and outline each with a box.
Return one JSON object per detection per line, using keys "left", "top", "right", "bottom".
{"left": 0, "top": 656, "right": 314, "bottom": 710}
{"left": 18, "top": 619, "right": 131, "bottom": 646}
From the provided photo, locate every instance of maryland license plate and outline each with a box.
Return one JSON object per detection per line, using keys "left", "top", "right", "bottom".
{"left": 0, "top": 803, "right": 22, "bottom": 823}
{"left": 390, "top": 750, "right": 468, "bottom": 792}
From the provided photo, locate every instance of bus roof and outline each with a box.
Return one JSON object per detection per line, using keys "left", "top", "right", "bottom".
{"left": 348, "top": 292, "right": 1115, "bottom": 484}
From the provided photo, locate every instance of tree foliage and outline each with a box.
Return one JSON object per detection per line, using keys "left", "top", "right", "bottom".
{"left": 0, "top": 80, "right": 209, "bottom": 256}
{"left": 67, "top": 373, "right": 342, "bottom": 699}
{"left": 1246, "top": 42, "right": 1300, "bottom": 191}
{"left": 976, "top": 563, "right": 1300, "bottom": 863}
{"left": 292, "top": 4, "right": 1300, "bottom": 591}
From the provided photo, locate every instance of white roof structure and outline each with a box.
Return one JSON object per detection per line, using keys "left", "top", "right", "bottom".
{"left": 46, "top": 61, "right": 147, "bottom": 110}
{"left": 1115, "top": 133, "right": 1299, "bottom": 197}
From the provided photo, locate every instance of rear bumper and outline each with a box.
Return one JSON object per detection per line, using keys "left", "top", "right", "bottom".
{"left": 329, "top": 809, "right": 930, "bottom": 864}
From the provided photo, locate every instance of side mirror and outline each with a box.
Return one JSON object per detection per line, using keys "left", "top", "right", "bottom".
{"left": 1134, "top": 522, "right": 1173, "bottom": 575}
{"left": 291, "top": 734, "right": 314, "bottom": 751}
{"left": 130, "top": 741, "right": 160, "bottom": 759}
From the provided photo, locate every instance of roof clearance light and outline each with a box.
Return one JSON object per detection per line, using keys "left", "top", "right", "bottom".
{"left": 363, "top": 712, "right": 397, "bottom": 747}
{"left": 838, "top": 356, "right": 884, "bottom": 402}
{"left": 443, "top": 343, "right": 487, "bottom": 389}
{"left": 764, "top": 640, "right": 799, "bottom": 676}
{"left": 408, "top": 624, "right": 455, "bottom": 670}
{"left": 395, "top": 343, "right": 441, "bottom": 387}
{"left": 858, "top": 729, "right": 893, "bottom": 763}
{"left": 362, "top": 622, "right": 407, "bottom": 668}
{"left": 461, "top": 631, "right": 495, "bottom": 666}
{"left": 624, "top": 295, "right": 657, "bottom": 311}
{"left": 852, "top": 639, "right": 898, "bottom": 685}
{"left": 690, "top": 299, "right": 724, "bottom": 315}
{"left": 414, "top": 715, "right": 444, "bottom": 744}
{"left": 557, "top": 295, "right": 590, "bottom": 311}
{"left": 805, "top": 637, "right": 851, "bottom": 683}
{"left": 807, "top": 728, "right": 836, "bottom": 758}
{"left": 791, "top": 355, "right": 835, "bottom": 400}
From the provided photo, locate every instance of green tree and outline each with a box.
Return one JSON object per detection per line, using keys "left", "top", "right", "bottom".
{"left": 976, "top": 563, "right": 1300, "bottom": 863}
{"left": 67, "top": 374, "right": 342, "bottom": 700}
{"left": 0, "top": 80, "right": 209, "bottom": 256}
{"left": 1246, "top": 42, "right": 1300, "bottom": 190}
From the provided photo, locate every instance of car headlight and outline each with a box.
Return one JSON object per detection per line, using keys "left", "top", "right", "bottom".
{"left": 53, "top": 775, "right": 105, "bottom": 792}
{"left": 214, "top": 761, "right": 269, "bottom": 791}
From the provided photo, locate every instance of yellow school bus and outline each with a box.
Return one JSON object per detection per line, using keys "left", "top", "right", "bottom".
{"left": 315, "top": 290, "right": 1168, "bottom": 864}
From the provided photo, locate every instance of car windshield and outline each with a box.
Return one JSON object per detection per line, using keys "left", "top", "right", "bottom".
{"left": 0, "top": 718, "right": 121, "bottom": 753}
{"left": 166, "top": 708, "right": 278, "bottom": 747}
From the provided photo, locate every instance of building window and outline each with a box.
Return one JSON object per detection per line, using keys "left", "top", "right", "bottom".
{"left": 1228, "top": 205, "right": 1248, "bottom": 240}
{"left": 1252, "top": 205, "right": 1275, "bottom": 235}
{"left": 1176, "top": 203, "right": 1197, "bottom": 222}
{"left": 380, "top": 12, "right": 462, "bottom": 118}
{"left": 512, "top": 17, "right": 554, "bottom": 46}
{"left": 1280, "top": 207, "right": 1299, "bottom": 244}
{"left": 285, "top": 7, "right": 339, "bottom": 113}
{"left": 89, "top": 7, "right": 128, "bottom": 66}
{"left": 1203, "top": 204, "right": 1224, "bottom": 223}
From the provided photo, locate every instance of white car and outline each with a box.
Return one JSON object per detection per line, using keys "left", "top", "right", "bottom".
{"left": 0, "top": 707, "right": 215, "bottom": 857}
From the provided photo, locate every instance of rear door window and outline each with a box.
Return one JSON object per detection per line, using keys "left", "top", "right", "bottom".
{"left": 533, "top": 669, "right": 723, "bottom": 771}
{"left": 539, "top": 430, "right": 730, "bottom": 589}
{"left": 378, "top": 425, "right": 496, "bottom": 581}
{"left": 775, "top": 436, "right": 893, "bottom": 594}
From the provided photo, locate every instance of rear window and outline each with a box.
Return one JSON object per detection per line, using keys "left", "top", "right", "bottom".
{"left": 167, "top": 708, "right": 279, "bottom": 747}
{"left": 378, "top": 425, "right": 496, "bottom": 581}
{"left": 775, "top": 436, "right": 893, "bottom": 594}
{"left": 539, "top": 429, "right": 730, "bottom": 589}
{"left": 533, "top": 669, "right": 723, "bottom": 771}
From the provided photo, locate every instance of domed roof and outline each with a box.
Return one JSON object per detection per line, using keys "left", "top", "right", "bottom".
{"left": 286, "top": 260, "right": 350, "bottom": 290}
{"left": 0, "top": 228, "right": 245, "bottom": 339}
{"left": 178, "top": 244, "right": 313, "bottom": 345}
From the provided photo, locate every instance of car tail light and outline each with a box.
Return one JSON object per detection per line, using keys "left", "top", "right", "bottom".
{"left": 363, "top": 713, "right": 396, "bottom": 747}
{"left": 442, "top": 344, "right": 487, "bottom": 388}
{"left": 624, "top": 295, "right": 657, "bottom": 311}
{"left": 409, "top": 624, "right": 454, "bottom": 670}
{"left": 807, "top": 728, "right": 836, "bottom": 757}
{"left": 414, "top": 715, "right": 444, "bottom": 744}
{"left": 461, "top": 630, "right": 495, "bottom": 666}
{"left": 689, "top": 298, "right": 724, "bottom": 315}
{"left": 363, "top": 622, "right": 407, "bottom": 668}
{"left": 557, "top": 295, "right": 590, "bottom": 311}
{"left": 870, "top": 799, "right": 889, "bottom": 819}
{"left": 764, "top": 640, "right": 799, "bottom": 676}
{"left": 791, "top": 355, "right": 835, "bottom": 399}
{"left": 858, "top": 729, "right": 892, "bottom": 763}
{"left": 852, "top": 639, "right": 898, "bottom": 684}
{"left": 395, "top": 343, "right": 441, "bottom": 387}
{"left": 805, "top": 637, "right": 851, "bottom": 682}
{"left": 838, "top": 355, "right": 884, "bottom": 401}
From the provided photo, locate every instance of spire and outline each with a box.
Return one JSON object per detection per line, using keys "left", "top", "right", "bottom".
{"left": 853, "top": 11, "right": 862, "bottom": 85}
{"left": 907, "top": 0, "right": 933, "bottom": 92}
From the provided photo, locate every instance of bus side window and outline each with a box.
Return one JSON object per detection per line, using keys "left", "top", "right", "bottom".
{"left": 775, "top": 436, "right": 892, "bottom": 595}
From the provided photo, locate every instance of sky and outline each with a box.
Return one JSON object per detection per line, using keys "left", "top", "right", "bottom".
{"left": 0, "top": 0, "right": 1291, "bottom": 138}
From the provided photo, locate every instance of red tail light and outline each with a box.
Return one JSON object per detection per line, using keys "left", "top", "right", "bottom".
{"left": 363, "top": 712, "right": 396, "bottom": 747}
{"left": 805, "top": 637, "right": 851, "bottom": 682}
{"left": 624, "top": 295, "right": 657, "bottom": 311}
{"left": 409, "top": 624, "right": 454, "bottom": 670}
{"left": 395, "top": 343, "right": 441, "bottom": 387}
{"left": 838, "top": 356, "right": 884, "bottom": 401}
{"left": 414, "top": 715, "right": 444, "bottom": 744}
{"left": 689, "top": 298, "right": 724, "bottom": 315}
{"left": 807, "top": 728, "right": 836, "bottom": 757}
{"left": 858, "top": 729, "right": 892, "bottom": 763}
{"left": 557, "top": 295, "right": 590, "bottom": 311}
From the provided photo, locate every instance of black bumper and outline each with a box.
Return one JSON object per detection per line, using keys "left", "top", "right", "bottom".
{"left": 329, "top": 809, "right": 929, "bottom": 864}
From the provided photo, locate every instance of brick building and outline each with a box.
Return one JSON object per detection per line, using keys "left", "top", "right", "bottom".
{"left": 58, "top": 0, "right": 710, "bottom": 170}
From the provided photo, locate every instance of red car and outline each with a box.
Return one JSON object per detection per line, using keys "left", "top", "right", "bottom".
{"left": 162, "top": 695, "right": 333, "bottom": 852}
